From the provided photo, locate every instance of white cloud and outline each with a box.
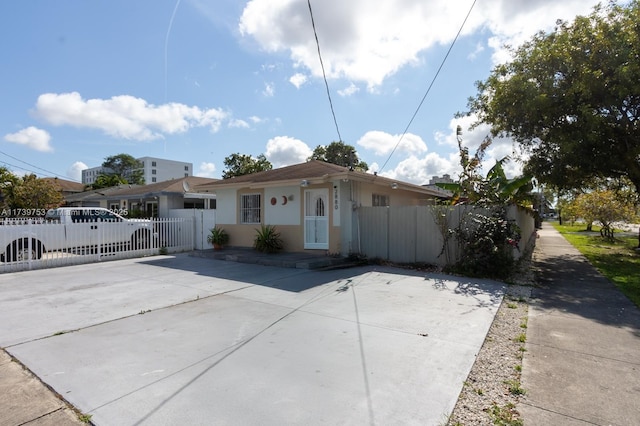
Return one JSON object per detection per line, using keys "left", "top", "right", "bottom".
{"left": 229, "top": 119, "right": 250, "bottom": 129}
{"left": 262, "top": 82, "right": 275, "bottom": 97}
{"left": 468, "top": 42, "right": 485, "bottom": 60}
{"left": 262, "top": 63, "right": 279, "bottom": 72}
{"left": 289, "top": 73, "right": 307, "bottom": 88}
{"left": 337, "top": 83, "right": 359, "bottom": 97}
{"left": 477, "top": 0, "right": 598, "bottom": 64}
{"left": 67, "top": 161, "right": 87, "bottom": 181}
{"left": 197, "top": 162, "right": 217, "bottom": 178}
{"left": 249, "top": 115, "right": 266, "bottom": 124}
{"left": 4, "top": 126, "right": 53, "bottom": 152}
{"left": 434, "top": 115, "right": 524, "bottom": 178}
{"left": 380, "top": 152, "right": 460, "bottom": 185}
{"left": 34, "top": 92, "right": 228, "bottom": 141}
{"left": 357, "top": 130, "right": 427, "bottom": 156}
{"left": 239, "top": 0, "right": 602, "bottom": 88}
{"left": 265, "top": 136, "right": 312, "bottom": 167}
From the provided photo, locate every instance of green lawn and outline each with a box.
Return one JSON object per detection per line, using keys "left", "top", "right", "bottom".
{"left": 550, "top": 222, "right": 640, "bottom": 308}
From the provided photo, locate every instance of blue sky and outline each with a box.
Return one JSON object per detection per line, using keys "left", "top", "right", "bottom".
{"left": 1, "top": 0, "right": 604, "bottom": 184}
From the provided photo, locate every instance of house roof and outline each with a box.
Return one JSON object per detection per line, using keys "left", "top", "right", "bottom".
{"left": 99, "top": 176, "right": 218, "bottom": 198}
{"left": 42, "top": 177, "right": 85, "bottom": 193}
{"left": 194, "top": 160, "right": 447, "bottom": 198}
{"left": 63, "top": 176, "right": 219, "bottom": 203}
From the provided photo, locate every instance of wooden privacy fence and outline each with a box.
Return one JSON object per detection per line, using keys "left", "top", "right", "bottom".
{"left": 0, "top": 217, "right": 194, "bottom": 273}
{"left": 355, "top": 205, "right": 536, "bottom": 266}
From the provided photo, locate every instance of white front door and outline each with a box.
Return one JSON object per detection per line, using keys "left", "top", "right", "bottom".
{"left": 304, "top": 189, "right": 329, "bottom": 249}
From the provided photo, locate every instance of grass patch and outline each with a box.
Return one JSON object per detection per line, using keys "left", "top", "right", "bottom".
{"left": 504, "top": 379, "right": 526, "bottom": 396}
{"left": 551, "top": 222, "right": 640, "bottom": 307}
{"left": 487, "top": 403, "right": 523, "bottom": 426}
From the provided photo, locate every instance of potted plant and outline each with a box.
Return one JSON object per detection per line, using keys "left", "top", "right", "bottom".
{"left": 207, "top": 226, "right": 229, "bottom": 250}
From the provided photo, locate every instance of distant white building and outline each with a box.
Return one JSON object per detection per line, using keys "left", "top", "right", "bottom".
{"left": 82, "top": 156, "right": 193, "bottom": 185}
{"left": 428, "top": 174, "right": 453, "bottom": 185}
{"left": 423, "top": 174, "right": 454, "bottom": 195}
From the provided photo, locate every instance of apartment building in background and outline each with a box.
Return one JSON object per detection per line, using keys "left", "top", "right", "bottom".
{"left": 81, "top": 156, "right": 193, "bottom": 185}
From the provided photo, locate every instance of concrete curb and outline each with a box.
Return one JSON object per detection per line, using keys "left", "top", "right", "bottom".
{"left": 0, "top": 349, "right": 86, "bottom": 426}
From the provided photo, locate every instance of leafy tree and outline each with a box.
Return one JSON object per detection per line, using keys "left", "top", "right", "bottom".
{"left": 568, "top": 190, "right": 636, "bottom": 240}
{"left": 7, "top": 174, "right": 63, "bottom": 213}
{"left": 0, "top": 167, "right": 20, "bottom": 209}
{"left": 435, "top": 132, "right": 532, "bottom": 279}
{"left": 464, "top": 1, "right": 640, "bottom": 197}
{"left": 99, "top": 153, "right": 144, "bottom": 186}
{"left": 222, "top": 153, "right": 272, "bottom": 179}
{"left": 91, "top": 174, "right": 128, "bottom": 190}
{"left": 436, "top": 129, "right": 533, "bottom": 207}
{"left": 309, "top": 141, "right": 368, "bottom": 171}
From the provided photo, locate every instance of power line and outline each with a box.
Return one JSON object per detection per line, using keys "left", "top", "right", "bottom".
{"left": 307, "top": 0, "right": 343, "bottom": 143}
{"left": 0, "top": 150, "right": 80, "bottom": 181}
{"left": 379, "top": 0, "right": 478, "bottom": 173}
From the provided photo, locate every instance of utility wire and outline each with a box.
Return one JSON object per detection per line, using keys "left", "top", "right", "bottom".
{"left": 0, "top": 150, "right": 80, "bottom": 181}
{"left": 307, "top": 0, "right": 343, "bottom": 143}
{"left": 0, "top": 160, "right": 37, "bottom": 176}
{"left": 379, "top": 0, "right": 478, "bottom": 173}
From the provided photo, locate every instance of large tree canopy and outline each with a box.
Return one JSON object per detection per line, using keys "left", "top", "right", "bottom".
{"left": 309, "top": 141, "right": 368, "bottom": 171}
{"left": 466, "top": 1, "right": 640, "bottom": 194}
{"left": 222, "top": 153, "right": 272, "bottom": 179}
{"left": 0, "top": 173, "right": 63, "bottom": 212}
{"left": 97, "top": 153, "right": 145, "bottom": 187}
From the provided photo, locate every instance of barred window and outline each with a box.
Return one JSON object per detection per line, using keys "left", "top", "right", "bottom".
{"left": 241, "top": 194, "right": 261, "bottom": 224}
{"left": 372, "top": 194, "right": 389, "bottom": 207}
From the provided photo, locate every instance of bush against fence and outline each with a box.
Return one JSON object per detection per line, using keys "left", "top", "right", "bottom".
{"left": 356, "top": 204, "right": 536, "bottom": 273}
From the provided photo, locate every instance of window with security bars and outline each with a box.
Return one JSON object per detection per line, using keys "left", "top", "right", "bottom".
{"left": 372, "top": 194, "right": 389, "bottom": 207}
{"left": 241, "top": 194, "right": 261, "bottom": 224}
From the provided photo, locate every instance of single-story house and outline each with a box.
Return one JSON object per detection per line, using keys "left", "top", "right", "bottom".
{"left": 42, "top": 177, "right": 86, "bottom": 198}
{"left": 63, "top": 176, "right": 218, "bottom": 217}
{"left": 194, "top": 160, "right": 448, "bottom": 255}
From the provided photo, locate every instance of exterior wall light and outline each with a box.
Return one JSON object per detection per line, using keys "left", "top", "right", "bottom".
{"left": 301, "top": 180, "right": 310, "bottom": 187}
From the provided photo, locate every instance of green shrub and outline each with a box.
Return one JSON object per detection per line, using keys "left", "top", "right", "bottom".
{"left": 449, "top": 208, "right": 520, "bottom": 280}
{"left": 207, "top": 226, "right": 229, "bottom": 247}
{"left": 253, "top": 224, "right": 284, "bottom": 253}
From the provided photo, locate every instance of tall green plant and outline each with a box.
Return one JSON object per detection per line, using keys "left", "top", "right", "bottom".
{"left": 253, "top": 224, "right": 284, "bottom": 253}
{"left": 436, "top": 131, "right": 530, "bottom": 278}
{"left": 451, "top": 207, "right": 521, "bottom": 279}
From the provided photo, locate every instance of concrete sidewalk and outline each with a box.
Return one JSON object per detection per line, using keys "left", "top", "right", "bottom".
{"left": 519, "top": 222, "right": 640, "bottom": 425}
{"left": 0, "top": 350, "right": 85, "bottom": 425}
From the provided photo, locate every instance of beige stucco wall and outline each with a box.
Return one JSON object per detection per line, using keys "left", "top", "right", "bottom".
{"left": 264, "top": 186, "right": 300, "bottom": 225}
{"left": 353, "top": 181, "right": 433, "bottom": 207}
{"left": 211, "top": 179, "right": 434, "bottom": 255}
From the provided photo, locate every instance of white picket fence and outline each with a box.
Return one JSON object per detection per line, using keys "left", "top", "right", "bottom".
{"left": 0, "top": 217, "right": 194, "bottom": 273}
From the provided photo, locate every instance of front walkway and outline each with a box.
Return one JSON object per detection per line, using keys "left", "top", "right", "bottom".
{"left": 191, "top": 247, "right": 354, "bottom": 270}
{"left": 519, "top": 222, "right": 640, "bottom": 425}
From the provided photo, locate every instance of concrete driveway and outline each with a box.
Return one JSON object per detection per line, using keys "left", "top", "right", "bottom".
{"left": 0, "top": 254, "right": 504, "bottom": 425}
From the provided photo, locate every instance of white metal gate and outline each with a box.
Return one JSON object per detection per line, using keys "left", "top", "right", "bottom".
{"left": 304, "top": 189, "right": 328, "bottom": 249}
{"left": 0, "top": 217, "right": 194, "bottom": 273}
